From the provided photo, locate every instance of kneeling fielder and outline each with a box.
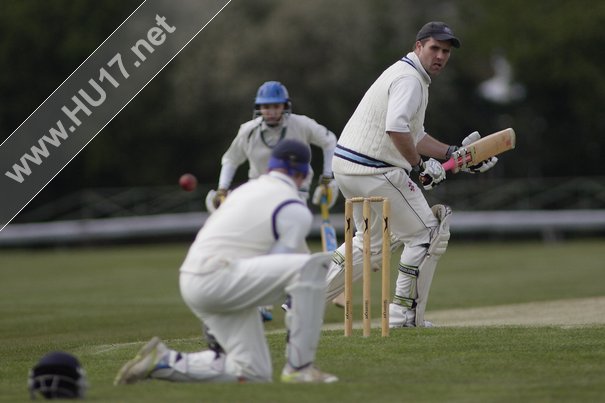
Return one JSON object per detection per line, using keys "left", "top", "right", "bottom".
{"left": 115, "top": 140, "right": 337, "bottom": 384}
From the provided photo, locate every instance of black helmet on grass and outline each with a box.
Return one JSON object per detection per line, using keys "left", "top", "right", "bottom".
{"left": 28, "top": 351, "right": 88, "bottom": 399}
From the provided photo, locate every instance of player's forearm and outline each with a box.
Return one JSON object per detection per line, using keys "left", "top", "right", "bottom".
{"left": 217, "top": 162, "right": 237, "bottom": 189}
{"left": 321, "top": 147, "right": 335, "bottom": 176}
{"left": 416, "top": 133, "right": 450, "bottom": 160}
{"left": 318, "top": 130, "right": 337, "bottom": 176}
{"left": 387, "top": 131, "right": 422, "bottom": 165}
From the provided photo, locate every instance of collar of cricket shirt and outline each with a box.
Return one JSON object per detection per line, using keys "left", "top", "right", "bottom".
{"left": 268, "top": 170, "right": 297, "bottom": 189}
{"left": 402, "top": 52, "right": 431, "bottom": 85}
{"left": 260, "top": 116, "right": 289, "bottom": 148}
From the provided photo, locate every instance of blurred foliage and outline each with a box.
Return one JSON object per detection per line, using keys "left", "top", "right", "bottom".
{"left": 1, "top": 0, "right": 604, "bottom": 213}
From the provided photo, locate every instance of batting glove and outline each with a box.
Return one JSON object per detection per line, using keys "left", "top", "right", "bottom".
{"left": 452, "top": 131, "right": 499, "bottom": 174}
{"left": 463, "top": 156, "right": 498, "bottom": 173}
{"left": 461, "top": 131, "right": 482, "bottom": 147}
{"left": 311, "top": 175, "right": 339, "bottom": 208}
{"left": 419, "top": 158, "right": 446, "bottom": 190}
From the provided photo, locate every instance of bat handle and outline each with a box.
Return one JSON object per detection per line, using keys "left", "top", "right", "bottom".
{"left": 442, "top": 158, "right": 456, "bottom": 171}
{"left": 320, "top": 185, "right": 330, "bottom": 221}
{"left": 442, "top": 153, "right": 472, "bottom": 172}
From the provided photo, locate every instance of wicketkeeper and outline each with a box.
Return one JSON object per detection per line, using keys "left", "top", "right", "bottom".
{"left": 206, "top": 80, "right": 339, "bottom": 212}
{"left": 205, "top": 81, "right": 340, "bottom": 321}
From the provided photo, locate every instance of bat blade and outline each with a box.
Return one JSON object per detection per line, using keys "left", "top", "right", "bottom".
{"left": 443, "top": 128, "right": 516, "bottom": 171}
{"left": 319, "top": 186, "right": 338, "bottom": 252}
{"left": 321, "top": 222, "right": 338, "bottom": 252}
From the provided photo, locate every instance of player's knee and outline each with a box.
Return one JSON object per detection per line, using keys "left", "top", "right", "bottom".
{"left": 297, "top": 252, "right": 332, "bottom": 284}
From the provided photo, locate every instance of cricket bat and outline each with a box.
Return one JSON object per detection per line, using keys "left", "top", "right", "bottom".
{"left": 443, "top": 128, "right": 516, "bottom": 172}
{"left": 320, "top": 185, "right": 338, "bottom": 252}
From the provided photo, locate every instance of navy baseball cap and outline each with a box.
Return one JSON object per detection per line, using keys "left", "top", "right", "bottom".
{"left": 268, "top": 139, "right": 311, "bottom": 176}
{"left": 416, "top": 21, "right": 461, "bottom": 48}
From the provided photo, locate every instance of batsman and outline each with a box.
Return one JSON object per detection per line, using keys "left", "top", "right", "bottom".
{"left": 324, "top": 21, "right": 498, "bottom": 327}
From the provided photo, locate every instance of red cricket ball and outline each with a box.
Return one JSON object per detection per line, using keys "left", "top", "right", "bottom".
{"left": 179, "top": 173, "right": 198, "bottom": 192}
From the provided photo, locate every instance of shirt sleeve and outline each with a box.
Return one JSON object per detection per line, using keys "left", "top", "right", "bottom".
{"left": 269, "top": 201, "right": 312, "bottom": 254}
{"left": 219, "top": 125, "right": 253, "bottom": 188}
{"left": 217, "top": 161, "right": 237, "bottom": 189}
{"left": 385, "top": 76, "right": 423, "bottom": 133}
{"left": 221, "top": 125, "right": 248, "bottom": 167}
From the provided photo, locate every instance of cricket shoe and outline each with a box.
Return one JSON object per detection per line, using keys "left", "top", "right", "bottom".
{"left": 281, "top": 364, "right": 338, "bottom": 384}
{"left": 331, "top": 292, "right": 346, "bottom": 308}
{"left": 389, "top": 305, "right": 434, "bottom": 328}
{"left": 390, "top": 319, "right": 434, "bottom": 328}
{"left": 114, "top": 337, "right": 169, "bottom": 385}
{"left": 406, "top": 320, "right": 434, "bottom": 328}
{"left": 259, "top": 306, "right": 273, "bottom": 322}
{"left": 280, "top": 295, "right": 292, "bottom": 312}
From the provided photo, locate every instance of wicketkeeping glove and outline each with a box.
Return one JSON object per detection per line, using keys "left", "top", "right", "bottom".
{"left": 204, "top": 188, "right": 228, "bottom": 213}
{"left": 311, "top": 175, "right": 339, "bottom": 208}
{"left": 213, "top": 188, "right": 228, "bottom": 208}
{"left": 418, "top": 158, "right": 446, "bottom": 190}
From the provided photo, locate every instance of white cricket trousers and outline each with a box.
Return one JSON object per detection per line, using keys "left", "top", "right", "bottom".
{"left": 327, "top": 169, "right": 438, "bottom": 302}
{"left": 179, "top": 253, "right": 329, "bottom": 382}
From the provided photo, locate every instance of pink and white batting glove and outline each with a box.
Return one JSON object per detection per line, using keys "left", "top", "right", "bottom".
{"left": 419, "top": 158, "right": 446, "bottom": 190}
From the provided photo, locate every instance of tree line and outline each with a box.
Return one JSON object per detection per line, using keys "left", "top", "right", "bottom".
{"left": 1, "top": 0, "right": 604, "bottom": 215}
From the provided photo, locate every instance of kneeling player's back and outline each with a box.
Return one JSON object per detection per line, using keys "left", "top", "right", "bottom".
{"left": 191, "top": 174, "right": 305, "bottom": 259}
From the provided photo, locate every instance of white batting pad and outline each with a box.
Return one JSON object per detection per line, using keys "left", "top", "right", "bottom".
{"left": 284, "top": 252, "right": 331, "bottom": 369}
{"left": 415, "top": 204, "right": 451, "bottom": 326}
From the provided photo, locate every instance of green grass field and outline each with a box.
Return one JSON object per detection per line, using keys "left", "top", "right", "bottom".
{"left": 1, "top": 239, "right": 604, "bottom": 402}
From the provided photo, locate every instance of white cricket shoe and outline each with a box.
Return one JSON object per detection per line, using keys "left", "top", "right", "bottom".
{"left": 410, "top": 320, "right": 434, "bottom": 328}
{"left": 280, "top": 295, "right": 292, "bottom": 312}
{"left": 331, "top": 292, "right": 346, "bottom": 308}
{"left": 114, "top": 337, "right": 169, "bottom": 385}
{"left": 389, "top": 304, "right": 435, "bottom": 328}
{"left": 281, "top": 364, "right": 338, "bottom": 384}
{"left": 392, "top": 319, "right": 434, "bottom": 328}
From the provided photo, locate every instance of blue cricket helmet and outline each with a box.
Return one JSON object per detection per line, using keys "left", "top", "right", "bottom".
{"left": 253, "top": 81, "right": 292, "bottom": 119}
{"left": 255, "top": 81, "right": 290, "bottom": 105}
